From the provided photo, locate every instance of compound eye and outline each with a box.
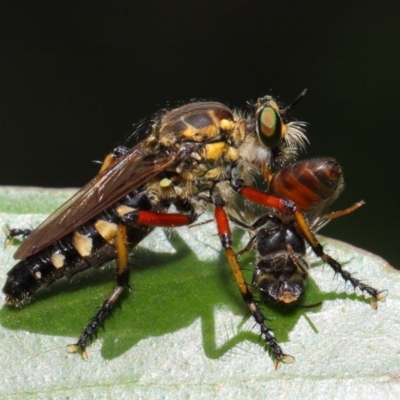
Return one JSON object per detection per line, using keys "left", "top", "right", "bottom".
{"left": 257, "top": 106, "right": 283, "bottom": 149}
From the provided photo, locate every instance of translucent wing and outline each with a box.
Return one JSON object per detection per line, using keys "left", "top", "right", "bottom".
{"left": 15, "top": 141, "right": 186, "bottom": 259}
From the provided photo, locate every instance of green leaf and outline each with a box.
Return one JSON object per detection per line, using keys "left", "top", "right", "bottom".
{"left": 0, "top": 187, "right": 398, "bottom": 398}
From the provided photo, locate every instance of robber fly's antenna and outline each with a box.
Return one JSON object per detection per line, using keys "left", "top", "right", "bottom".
{"left": 285, "top": 88, "right": 308, "bottom": 112}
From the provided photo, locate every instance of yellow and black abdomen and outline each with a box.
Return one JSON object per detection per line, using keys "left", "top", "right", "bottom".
{"left": 3, "top": 199, "right": 156, "bottom": 307}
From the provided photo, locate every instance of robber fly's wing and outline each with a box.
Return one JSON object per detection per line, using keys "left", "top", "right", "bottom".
{"left": 15, "top": 141, "right": 186, "bottom": 259}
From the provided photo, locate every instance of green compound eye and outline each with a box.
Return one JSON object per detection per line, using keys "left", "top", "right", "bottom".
{"left": 257, "top": 106, "right": 283, "bottom": 149}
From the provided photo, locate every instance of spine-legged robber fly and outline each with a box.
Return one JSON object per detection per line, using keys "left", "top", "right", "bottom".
{"left": 3, "top": 91, "right": 383, "bottom": 367}
{"left": 230, "top": 158, "right": 387, "bottom": 362}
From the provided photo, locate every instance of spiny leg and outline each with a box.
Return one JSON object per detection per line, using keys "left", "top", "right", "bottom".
{"left": 214, "top": 204, "right": 294, "bottom": 368}
{"left": 67, "top": 210, "right": 193, "bottom": 359}
{"left": 50, "top": 146, "right": 130, "bottom": 353}
{"left": 314, "top": 247, "right": 387, "bottom": 310}
{"left": 239, "top": 186, "right": 387, "bottom": 309}
{"left": 67, "top": 224, "right": 130, "bottom": 359}
{"left": 310, "top": 201, "right": 387, "bottom": 308}
{"left": 292, "top": 206, "right": 387, "bottom": 309}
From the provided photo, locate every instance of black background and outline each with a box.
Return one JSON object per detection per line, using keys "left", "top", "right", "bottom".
{"left": 1, "top": 1, "right": 399, "bottom": 267}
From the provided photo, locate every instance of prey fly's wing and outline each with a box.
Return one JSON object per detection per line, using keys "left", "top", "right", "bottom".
{"left": 14, "top": 141, "right": 187, "bottom": 259}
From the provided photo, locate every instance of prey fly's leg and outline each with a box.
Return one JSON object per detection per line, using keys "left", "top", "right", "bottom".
{"left": 239, "top": 186, "right": 387, "bottom": 309}
{"left": 67, "top": 210, "right": 193, "bottom": 359}
{"left": 311, "top": 201, "right": 365, "bottom": 231}
{"left": 214, "top": 204, "right": 294, "bottom": 368}
{"left": 4, "top": 227, "right": 32, "bottom": 247}
{"left": 98, "top": 146, "right": 130, "bottom": 172}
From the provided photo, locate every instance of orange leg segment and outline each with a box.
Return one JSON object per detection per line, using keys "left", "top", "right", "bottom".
{"left": 67, "top": 222, "right": 131, "bottom": 359}
{"left": 239, "top": 186, "right": 387, "bottom": 308}
{"left": 214, "top": 205, "right": 294, "bottom": 367}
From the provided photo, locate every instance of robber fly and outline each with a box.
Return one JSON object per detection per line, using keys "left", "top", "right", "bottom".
{"left": 4, "top": 90, "right": 356, "bottom": 367}
{"left": 230, "top": 157, "right": 387, "bottom": 363}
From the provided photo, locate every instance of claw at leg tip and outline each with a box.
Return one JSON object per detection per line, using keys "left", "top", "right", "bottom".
{"left": 274, "top": 354, "right": 295, "bottom": 369}
{"left": 66, "top": 344, "right": 88, "bottom": 360}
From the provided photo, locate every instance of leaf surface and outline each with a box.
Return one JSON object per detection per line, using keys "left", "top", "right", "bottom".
{"left": 0, "top": 187, "right": 399, "bottom": 399}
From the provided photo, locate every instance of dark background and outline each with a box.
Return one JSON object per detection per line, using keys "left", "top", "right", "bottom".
{"left": 0, "top": 1, "right": 399, "bottom": 267}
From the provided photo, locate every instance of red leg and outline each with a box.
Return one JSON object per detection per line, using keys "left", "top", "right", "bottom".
{"left": 239, "top": 186, "right": 387, "bottom": 308}
{"left": 134, "top": 211, "right": 192, "bottom": 227}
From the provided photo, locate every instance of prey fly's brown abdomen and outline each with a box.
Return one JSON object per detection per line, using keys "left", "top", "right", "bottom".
{"left": 269, "top": 158, "right": 343, "bottom": 211}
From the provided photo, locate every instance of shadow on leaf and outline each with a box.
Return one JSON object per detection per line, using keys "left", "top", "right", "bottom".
{"left": 0, "top": 231, "right": 367, "bottom": 362}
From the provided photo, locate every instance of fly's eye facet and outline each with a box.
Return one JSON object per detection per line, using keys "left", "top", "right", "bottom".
{"left": 257, "top": 106, "right": 283, "bottom": 149}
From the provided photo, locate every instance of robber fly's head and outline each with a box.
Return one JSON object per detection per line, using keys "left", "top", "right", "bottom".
{"left": 252, "top": 216, "right": 308, "bottom": 305}
{"left": 255, "top": 96, "right": 286, "bottom": 150}
{"left": 247, "top": 91, "right": 308, "bottom": 168}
